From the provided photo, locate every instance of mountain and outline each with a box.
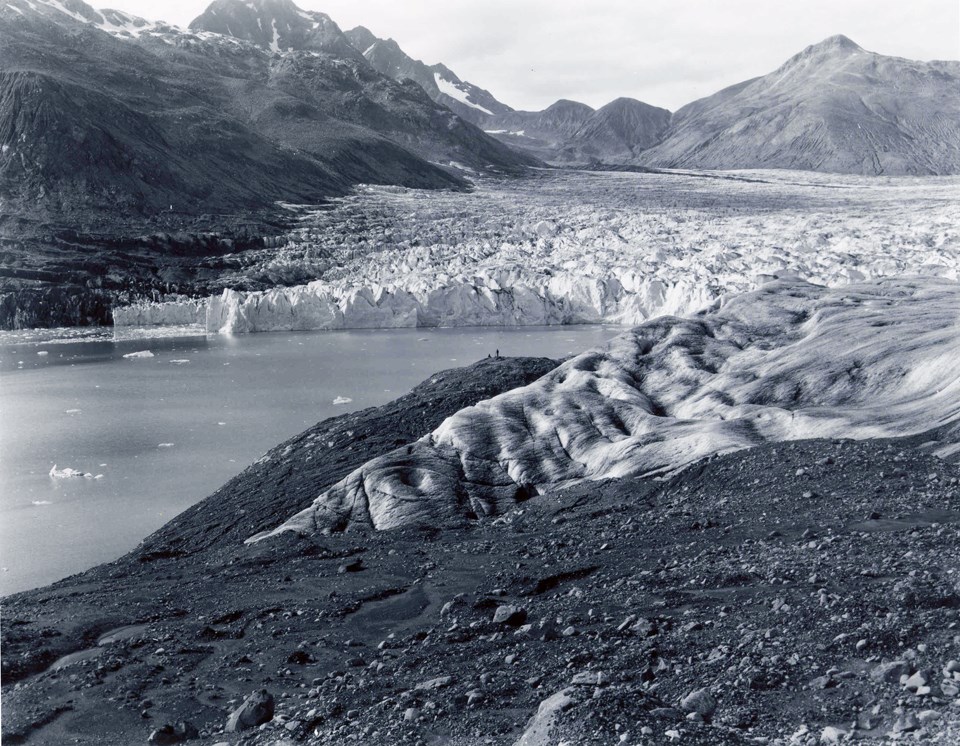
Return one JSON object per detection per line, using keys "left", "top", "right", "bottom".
{"left": 343, "top": 25, "right": 512, "bottom": 125}
{"left": 0, "top": 0, "right": 539, "bottom": 328}
{"left": 189, "top": 0, "right": 363, "bottom": 60}
{"left": 640, "top": 35, "right": 960, "bottom": 175}
{"left": 0, "top": 0, "right": 534, "bottom": 222}
{"left": 484, "top": 97, "right": 671, "bottom": 165}
{"left": 553, "top": 97, "right": 671, "bottom": 163}
{"left": 338, "top": 28, "right": 671, "bottom": 164}
{"left": 481, "top": 99, "right": 596, "bottom": 159}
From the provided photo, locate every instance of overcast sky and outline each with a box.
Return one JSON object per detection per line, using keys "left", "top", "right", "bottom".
{"left": 108, "top": 0, "right": 958, "bottom": 111}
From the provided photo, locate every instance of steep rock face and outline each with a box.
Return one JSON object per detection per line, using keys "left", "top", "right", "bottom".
{"left": 555, "top": 97, "right": 671, "bottom": 163}
{"left": 343, "top": 26, "right": 512, "bottom": 125}
{"left": 0, "top": 0, "right": 536, "bottom": 225}
{"left": 641, "top": 35, "right": 960, "bottom": 175}
{"left": 251, "top": 278, "right": 960, "bottom": 538}
{"left": 0, "top": 0, "right": 466, "bottom": 219}
{"left": 189, "top": 0, "right": 363, "bottom": 60}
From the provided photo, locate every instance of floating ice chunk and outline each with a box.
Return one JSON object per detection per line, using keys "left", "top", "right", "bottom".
{"left": 158, "top": 443, "right": 175, "bottom": 448}
{"left": 123, "top": 350, "right": 154, "bottom": 359}
{"left": 32, "top": 500, "right": 53, "bottom": 506}
{"left": 169, "top": 359, "right": 190, "bottom": 365}
{"left": 37, "top": 351, "right": 49, "bottom": 356}
{"left": 332, "top": 396, "right": 353, "bottom": 405}
{"left": 94, "top": 474, "right": 104, "bottom": 479}
{"left": 65, "top": 409, "right": 82, "bottom": 414}
{"left": 49, "top": 465, "right": 89, "bottom": 479}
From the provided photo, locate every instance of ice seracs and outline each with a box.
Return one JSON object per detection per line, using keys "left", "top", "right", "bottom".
{"left": 250, "top": 277, "right": 960, "bottom": 541}
{"left": 114, "top": 170, "right": 960, "bottom": 334}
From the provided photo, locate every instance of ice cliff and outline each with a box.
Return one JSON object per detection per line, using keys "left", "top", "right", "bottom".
{"left": 112, "top": 171, "right": 960, "bottom": 333}
{"left": 250, "top": 277, "right": 960, "bottom": 540}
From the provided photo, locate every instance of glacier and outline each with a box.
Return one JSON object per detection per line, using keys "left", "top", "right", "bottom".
{"left": 249, "top": 277, "right": 960, "bottom": 540}
{"left": 112, "top": 170, "right": 960, "bottom": 334}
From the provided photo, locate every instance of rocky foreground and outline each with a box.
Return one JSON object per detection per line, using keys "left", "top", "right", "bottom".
{"left": 3, "top": 350, "right": 960, "bottom": 744}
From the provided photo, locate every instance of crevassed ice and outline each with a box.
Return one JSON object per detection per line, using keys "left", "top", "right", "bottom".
{"left": 249, "top": 277, "right": 960, "bottom": 541}
{"left": 112, "top": 170, "right": 960, "bottom": 334}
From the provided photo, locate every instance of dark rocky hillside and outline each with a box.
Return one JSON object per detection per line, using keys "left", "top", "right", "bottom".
{"left": 553, "top": 97, "right": 672, "bottom": 164}
{"left": 343, "top": 27, "right": 512, "bottom": 126}
{"left": 0, "top": 0, "right": 537, "bottom": 328}
{"left": 3, "top": 356, "right": 960, "bottom": 744}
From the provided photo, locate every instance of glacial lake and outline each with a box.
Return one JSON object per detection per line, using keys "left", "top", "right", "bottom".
{"left": 0, "top": 324, "right": 621, "bottom": 595}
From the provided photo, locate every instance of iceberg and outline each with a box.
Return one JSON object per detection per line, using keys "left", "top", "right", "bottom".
{"left": 49, "top": 465, "right": 91, "bottom": 479}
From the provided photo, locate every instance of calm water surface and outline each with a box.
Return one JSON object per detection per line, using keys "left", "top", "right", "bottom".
{"left": 0, "top": 324, "right": 620, "bottom": 595}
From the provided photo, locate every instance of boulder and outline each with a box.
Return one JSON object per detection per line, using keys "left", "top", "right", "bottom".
{"left": 225, "top": 689, "right": 275, "bottom": 732}
{"left": 493, "top": 605, "right": 528, "bottom": 627}
{"left": 870, "top": 660, "right": 910, "bottom": 683}
{"left": 679, "top": 688, "right": 717, "bottom": 719}
{"left": 147, "top": 722, "right": 199, "bottom": 744}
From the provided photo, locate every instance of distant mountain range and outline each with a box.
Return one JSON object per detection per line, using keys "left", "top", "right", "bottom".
{"left": 337, "top": 27, "right": 959, "bottom": 176}
{"left": 1, "top": 0, "right": 958, "bottom": 231}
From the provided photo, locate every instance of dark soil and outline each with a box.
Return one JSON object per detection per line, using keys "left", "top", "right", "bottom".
{"left": 3, "top": 357, "right": 959, "bottom": 745}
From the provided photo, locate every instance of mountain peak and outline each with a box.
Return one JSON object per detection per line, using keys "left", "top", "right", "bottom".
{"left": 791, "top": 34, "right": 864, "bottom": 62}
{"left": 813, "top": 34, "right": 862, "bottom": 51}
{"left": 189, "top": 0, "right": 362, "bottom": 59}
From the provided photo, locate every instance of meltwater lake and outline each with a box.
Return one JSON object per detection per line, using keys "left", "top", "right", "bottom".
{"left": 0, "top": 324, "right": 620, "bottom": 595}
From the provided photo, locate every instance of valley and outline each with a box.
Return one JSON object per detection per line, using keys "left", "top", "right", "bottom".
{"left": 2, "top": 0, "right": 960, "bottom": 744}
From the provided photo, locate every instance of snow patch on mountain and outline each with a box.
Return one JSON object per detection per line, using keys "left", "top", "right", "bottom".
{"left": 433, "top": 72, "right": 494, "bottom": 116}
{"left": 250, "top": 277, "right": 960, "bottom": 539}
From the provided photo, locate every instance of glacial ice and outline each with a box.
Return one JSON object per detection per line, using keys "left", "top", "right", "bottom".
{"left": 113, "top": 170, "right": 960, "bottom": 334}
{"left": 49, "top": 465, "right": 91, "bottom": 479}
{"left": 250, "top": 277, "right": 960, "bottom": 540}
{"left": 122, "top": 350, "right": 155, "bottom": 359}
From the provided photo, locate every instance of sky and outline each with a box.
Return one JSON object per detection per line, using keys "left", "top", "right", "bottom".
{"left": 104, "top": 0, "right": 959, "bottom": 111}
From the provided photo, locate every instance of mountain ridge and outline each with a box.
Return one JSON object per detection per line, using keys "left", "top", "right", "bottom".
{"left": 639, "top": 35, "right": 960, "bottom": 174}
